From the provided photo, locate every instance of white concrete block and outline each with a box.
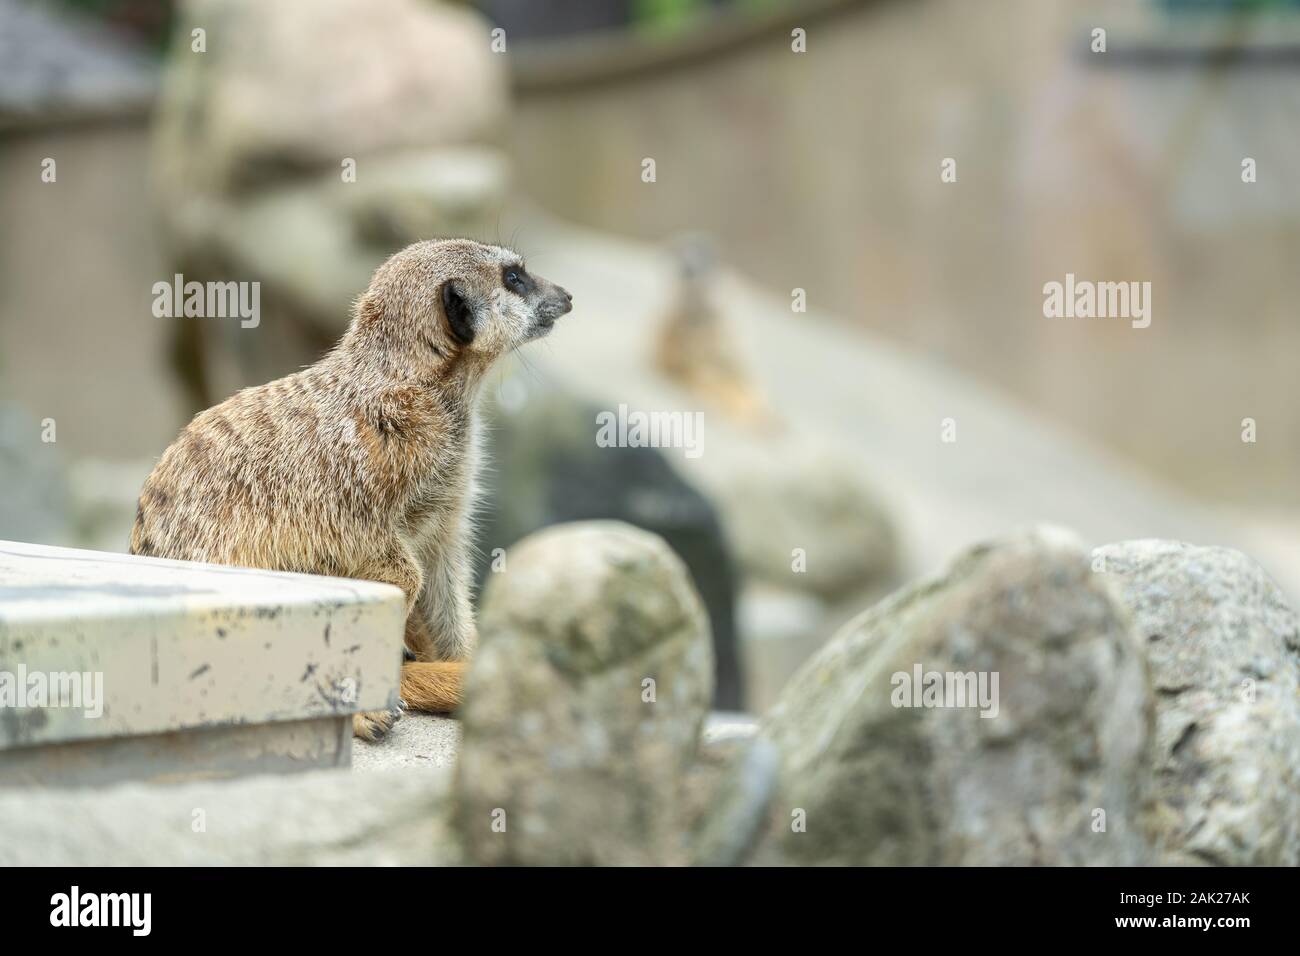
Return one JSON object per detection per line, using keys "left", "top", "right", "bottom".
{"left": 0, "top": 539, "right": 405, "bottom": 780}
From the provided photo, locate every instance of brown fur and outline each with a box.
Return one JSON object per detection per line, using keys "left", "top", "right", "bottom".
{"left": 131, "top": 239, "right": 572, "bottom": 740}
{"left": 655, "top": 241, "right": 771, "bottom": 427}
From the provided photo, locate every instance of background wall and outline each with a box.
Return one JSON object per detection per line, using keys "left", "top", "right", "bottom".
{"left": 506, "top": 0, "right": 1300, "bottom": 506}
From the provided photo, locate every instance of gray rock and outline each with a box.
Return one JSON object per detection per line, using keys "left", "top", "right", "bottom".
{"left": 155, "top": 0, "right": 507, "bottom": 198}
{"left": 477, "top": 380, "right": 744, "bottom": 709}
{"left": 755, "top": 526, "right": 1152, "bottom": 866}
{"left": 0, "top": 403, "right": 72, "bottom": 546}
{"left": 0, "top": 768, "right": 458, "bottom": 866}
{"left": 702, "top": 710, "right": 759, "bottom": 747}
{"left": 687, "top": 734, "right": 778, "bottom": 867}
{"left": 341, "top": 147, "right": 511, "bottom": 247}
{"left": 683, "top": 436, "right": 899, "bottom": 601}
{"left": 454, "top": 521, "right": 713, "bottom": 865}
{"left": 737, "top": 581, "right": 888, "bottom": 713}
{"left": 1096, "top": 539, "right": 1300, "bottom": 866}
{"left": 66, "top": 458, "right": 154, "bottom": 553}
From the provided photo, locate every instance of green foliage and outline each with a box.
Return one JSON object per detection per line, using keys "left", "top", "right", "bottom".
{"left": 634, "top": 0, "right": 704, "bottom": 35}
{"left": 633, "top": 0, "right": 796, "bottom": 36}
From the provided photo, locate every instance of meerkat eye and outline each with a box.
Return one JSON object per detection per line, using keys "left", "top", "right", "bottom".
{"left": 503, "top": 266, "right": 526, "bottom": 293}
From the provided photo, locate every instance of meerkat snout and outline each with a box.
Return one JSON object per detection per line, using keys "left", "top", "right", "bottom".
{"left": 514, "top": 269, "right": 573, "bottom": 339}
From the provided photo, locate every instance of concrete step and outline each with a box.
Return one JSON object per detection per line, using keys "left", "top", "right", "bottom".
{"left": 0, "top": 539, "right": 405, "bottom": 786}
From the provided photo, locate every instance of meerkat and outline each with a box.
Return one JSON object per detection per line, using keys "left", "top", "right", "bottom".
{"left": 130, "top": 239, "right": 573, "bottom": 740}
{"left": 654, "top": 235, "right": 771, "bottom": 427}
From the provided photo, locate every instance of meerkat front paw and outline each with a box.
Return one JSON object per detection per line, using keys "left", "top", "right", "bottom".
{"left": 353, "top": 706, "right": 403, "bottom": 742}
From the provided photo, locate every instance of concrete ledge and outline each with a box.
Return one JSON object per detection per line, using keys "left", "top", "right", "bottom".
{"left": 352, "top": 713, "right": 460, "bottom": 773}
{"left": 0, "top": 715, "right": 353, "bottom": 787}
{"left": 0, "top": 540, "right": 406, "bottom": 785}
{"left": 351, "top": 711, "right": 756, "bottom": 775}
{"left": 0, "top": 766, "right": 457, "bottom": 866}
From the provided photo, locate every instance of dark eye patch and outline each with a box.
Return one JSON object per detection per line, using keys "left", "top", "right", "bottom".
{"left": 502, "top": 264, "right": 530, "bottom": 294}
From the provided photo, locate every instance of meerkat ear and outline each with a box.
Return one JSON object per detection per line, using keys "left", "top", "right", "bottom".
{"left": 441, "top": 280, "right": 476, "bottom": 345}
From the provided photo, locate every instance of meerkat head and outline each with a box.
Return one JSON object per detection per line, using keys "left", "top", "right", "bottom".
{"left": 346, "top": 238, "right": 573, "bottom": 379}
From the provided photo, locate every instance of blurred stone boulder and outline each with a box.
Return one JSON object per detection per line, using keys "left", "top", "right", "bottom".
{"left": 753, "top": 526, "right": 1152, "bottom": 866}
{"left": 454, "top": 522, "right": 713, "bottom": 865}
{"left": 155, "top": 0, "right": 507, "bottom": 198}
{"left": 0, "top": 403, "right": 72, "bottom": 546}
{"left": 686, "top": 722, "right": 778, "bottom": 867}
{"left": 683, "top": 437, "right": 899, "bottom": 601}
{"left": 476, "top": 380, "right": 744, "bottom": 709}
{"left": 1096, "top": 540, "right": 1300, "bottom": 866}
{"left": 341, "top": 147, "right": 512, "bottom": 248}
{"left": 151, "top": 0, "right": 512, "bottom": 408}
{"left": 680, "top": 433, "right": 900, "bottom": 711}
{"left": 67, "top": 458, "right": 154, "bottom": 553}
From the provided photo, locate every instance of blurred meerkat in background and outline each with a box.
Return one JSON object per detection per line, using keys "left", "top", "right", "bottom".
{"left": 655, "top": 234, "right": 772, "bottom": 428}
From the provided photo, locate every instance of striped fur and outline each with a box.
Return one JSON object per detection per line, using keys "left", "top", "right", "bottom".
{"left": 131, "top": 239, "right": 572, "bottom": 739}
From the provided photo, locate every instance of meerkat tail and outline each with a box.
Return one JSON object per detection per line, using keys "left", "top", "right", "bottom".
{"left": 400, "top": 661, "right": 466, "bottom": 713}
